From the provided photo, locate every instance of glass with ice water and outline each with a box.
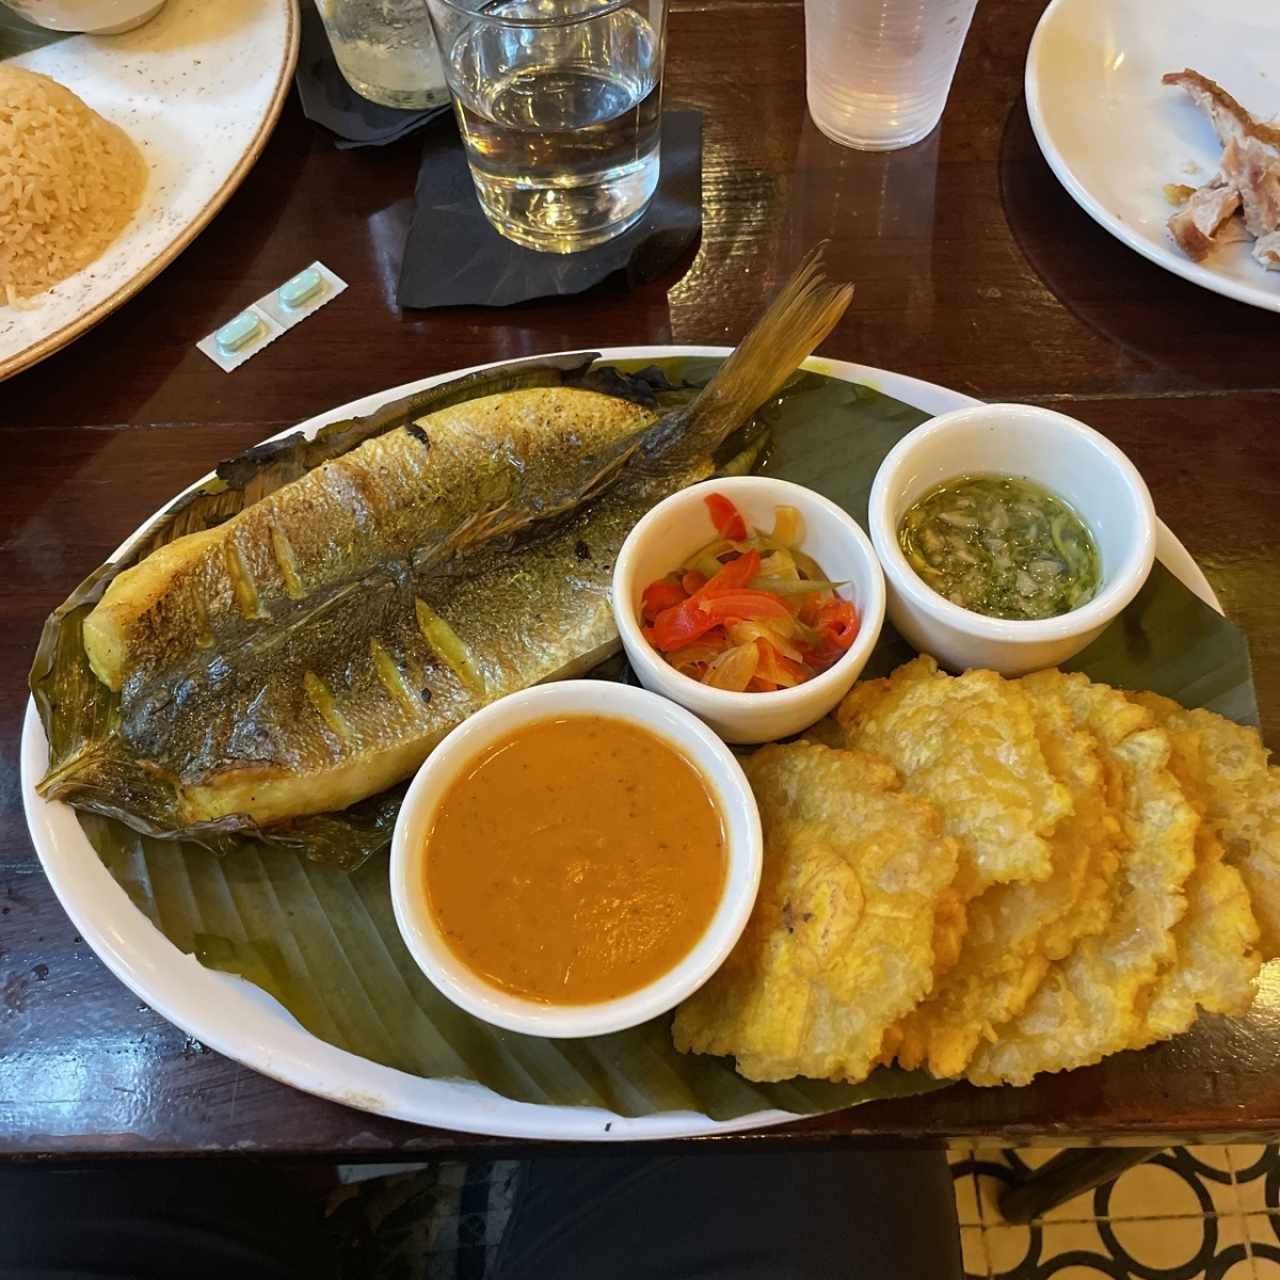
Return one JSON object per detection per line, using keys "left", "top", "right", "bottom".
{"left": 424, "top": 0, "right": 667, "bottom": 253}
{"left": 805, "top": 0, "right": 978, "bottom": 150}
{"left": 317, "top": 0, "right": 450, "bottom": 110}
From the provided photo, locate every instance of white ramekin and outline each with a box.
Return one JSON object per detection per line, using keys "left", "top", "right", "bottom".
{"left": 611, "top": 477, "right": 886, "bottom": 744}
{"left": 389, "top": 680, "right": 762, "bottom": 1038}
{"left": 868, "top": 403, "right": 1157, "bottom": 676}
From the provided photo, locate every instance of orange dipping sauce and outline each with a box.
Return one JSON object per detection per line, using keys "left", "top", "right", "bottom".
{"left": 423, "top": 715, "right": 727, "bottom": 1005}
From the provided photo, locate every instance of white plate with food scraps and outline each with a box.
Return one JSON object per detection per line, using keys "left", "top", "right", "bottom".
{"left": 1026, "top": 0, "right": 1280, "bottom": 313}
{"left": 19, "top": 348, "right": 1220, "bottom": 1141}
{"left": 0, "top": 0, "right": 298, "bottom": 381}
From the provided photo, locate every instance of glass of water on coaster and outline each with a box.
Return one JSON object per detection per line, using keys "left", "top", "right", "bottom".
{"left": 424, "top": 0, "right": 668, "bottom": 252}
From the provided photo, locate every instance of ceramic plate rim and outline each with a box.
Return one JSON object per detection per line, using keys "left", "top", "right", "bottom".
{"left": 19, "top": 346, "right": 1221, "bottom": 1141}
{"left": 0, "top": 0, "right": 301, "bottom": 382}
{"left": 1024, "top": 0, "right": 1280, "bottom": 315}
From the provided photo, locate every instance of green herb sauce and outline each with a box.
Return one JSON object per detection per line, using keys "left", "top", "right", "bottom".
{"left": 897, "top": 474, "right": 1101, "bottom": 621}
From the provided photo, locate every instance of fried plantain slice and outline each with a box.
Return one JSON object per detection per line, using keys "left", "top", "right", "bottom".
{"left": 888, "top": 681, "right": 1123, "bottom": 1078}
{"left": 967, "top": 673, "right": 1196, "bottom": 1087}
{"left": 672, "top": 743, "right": 961, "bottom": 1084}
{"left": 1133, "top": 692, "right": 1280, "bottom": 961}
{"left": 836, "top": 657, "right": 1070, "bottom": 897}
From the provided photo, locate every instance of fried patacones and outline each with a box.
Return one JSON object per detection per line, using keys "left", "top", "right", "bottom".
{"left": 886, "top": 676, "right": 1124, "bottom": 1079}
{"left": 836, "top": 657, "right": 1069, "bottom": 897}
{"left": 673, "top": 659, "right": 1273, "bottom": 1088}
{"left": 672, "top": 744, "right": 962, "bottom": 1084}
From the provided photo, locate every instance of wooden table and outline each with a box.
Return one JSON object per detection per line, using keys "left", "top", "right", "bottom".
{"left": 3, "top": 0, "right": 1279, "bottom": 1161}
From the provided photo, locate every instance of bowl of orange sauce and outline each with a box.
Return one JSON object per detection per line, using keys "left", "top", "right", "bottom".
{"left": 389, "top": 681, "right": 763, "bottom": 1037}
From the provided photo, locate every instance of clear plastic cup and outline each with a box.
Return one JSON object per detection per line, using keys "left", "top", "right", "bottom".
{"left": 803, "top": 0, "right": 978, "bottom": 151}
{"left": 316, "top": 0, "right": 449, "bottom": 110}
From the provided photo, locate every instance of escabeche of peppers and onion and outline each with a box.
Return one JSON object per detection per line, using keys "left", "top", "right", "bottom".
{"left": 639, "top": 493, "right": 860, "bottom": 694}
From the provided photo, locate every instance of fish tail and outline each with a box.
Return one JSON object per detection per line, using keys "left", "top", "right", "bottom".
{"left": 648, "top": 245, "right": 854, "bottom": 463}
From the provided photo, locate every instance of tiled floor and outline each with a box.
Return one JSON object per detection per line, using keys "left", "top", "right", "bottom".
{"left": 951, "top": 1144, "right": 1280, "bottom": 1279}
{"left": 329, "top": 1159, "right": 519, "bottom": 1279}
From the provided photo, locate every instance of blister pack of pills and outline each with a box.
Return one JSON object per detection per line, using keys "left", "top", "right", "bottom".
{"left": 197, "top": 262, "right": 348, "bottom": 372}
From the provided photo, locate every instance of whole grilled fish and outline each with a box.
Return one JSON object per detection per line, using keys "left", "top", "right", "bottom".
{"left": 41, "top": 254, "right": 852, "bottom": 836}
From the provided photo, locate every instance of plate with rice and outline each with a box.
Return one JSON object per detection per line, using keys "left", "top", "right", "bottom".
{"left": 0, "top": 0, "right": 298, "bottom": 380}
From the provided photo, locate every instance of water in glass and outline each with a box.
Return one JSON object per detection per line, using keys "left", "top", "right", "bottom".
{"left": 442, "top": 0, "right": 663, "bottom": 252}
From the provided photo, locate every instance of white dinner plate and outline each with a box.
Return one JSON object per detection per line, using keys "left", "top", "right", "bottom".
{"left": 20, "top": 349, "right": 1221, "bottom": 1141}
{"left": 1025, "top": 0, "right": 1280, "bottom": 313}
{"left": 0, "top": 0, "right": 299, "bottom": 380}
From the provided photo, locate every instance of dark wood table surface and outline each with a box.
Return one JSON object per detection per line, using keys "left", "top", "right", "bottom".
{"left": 3, "top": 0, "right": 1279, "bottom": 1160}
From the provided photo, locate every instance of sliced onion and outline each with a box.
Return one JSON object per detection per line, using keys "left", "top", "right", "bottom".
{"left": 728, "top": 620, "right": 804, "bottom": 663}
{"left": 770, "top": 506, "right": 805, "bottom": 548}
{"left": 755, "top": 640, "right": 807, "bottom": 687}
{"left": 684, "top": 546, "right": 732, "bottom": 580}
{"left": 668, "top": 637, "right": 726, "bottom": 672}
{"left": 702, "top": 642, "right": 760, "bottom": 691}
{"left": 792, "top": 549, "right": 826, "bottom": 582}
{"left": 750, "top": 575, "right": 845, "bottom": 597}
{"left": 758, "top": 547, "right": 799, "bottom": 581}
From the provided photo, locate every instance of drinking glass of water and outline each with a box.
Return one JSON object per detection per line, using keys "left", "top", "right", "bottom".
{"left": 804, "top": 0, "right": 978, "bottom": 151}
{"left": 423, "top": 0, "right": 668, "bottom": 253}
{"left": 317, "top": 0, "right": 450, "bottom": 109}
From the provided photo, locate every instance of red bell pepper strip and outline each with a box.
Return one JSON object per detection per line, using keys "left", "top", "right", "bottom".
{"left": 698, "top": 590, "right": 794, "bottom": 624}
{"left": 652, "top": 598, "right": 720, "bottom": 651}
{"left": 641, "top": 578, "right": 687, "bottom": 623}
{"left": 705, "top": 492, "right": 747, "bottom": 541}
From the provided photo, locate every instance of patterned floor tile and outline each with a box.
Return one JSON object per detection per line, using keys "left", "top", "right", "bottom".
{"left": 1000, "top": 1149, "right": 1102, "bottom": 1222}
{"left": 976, "top": 1148, "right": 1017, "bottom": 1168}
{"left": 951, "top": 1145, "right": 1280, "bottom": 1279}
{"left": 1104, "top": 1215, "right": 1217, "bottom": 1272}
{"left": 972, "top": 1160, "right": 1020, "bottom": 1225}
{"left": 1247, "top": 1212, "right": 1280, "bottom": 1264}
{"left": 1039, "top": 1267, "right": 1122, "bottom": 1279}
{"left": 1032, "top": 1188, "right": 1103, "bottom": 1223}
{"left": 961, "top": 1226, "right": 988, "bottom": 1279}
{"left": 1230, "top": 1145, "right": 1271, "bottom": 1174}
{"left": 1209, "top": 1213, "right": 1253, "bottom": 1279}
{"left": 1188, "top": 1146, "right": 1237, "bottom": 1174}
{"left": 1035, "top": 1220, "right": 1115, "bottom": 1273}
{"left": 1234, "top": 1146, "right": 1279, "bottom": 1216}
{"left": 1105, "top": 1155, "right": 1218, "bottom": 1219}
{"left": 984, "top": 1220, "right": 1043, "bottom": 1276}
{"left": 1016, "top": 1149, "right": 1059, "bottom": 1171}
{"left": 1216, "top": 1259, "right": 1257, "bottom": 1280}
{"left": 955, "top": 1170, "right": 982, "bottom": 1227}
{"left": 328, "top": 1159, "right": 519, "bottom": 1280}
{"left": 1180, "top": 1147, "right": 1248, "bottom": 1215}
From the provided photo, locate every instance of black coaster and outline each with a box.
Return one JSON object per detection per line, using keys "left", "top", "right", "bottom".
{"left": 294, "top": 0, "right": 450, "bottom": 150}
{"left": 396, "top": 109, "right": 702, "bottom": 308}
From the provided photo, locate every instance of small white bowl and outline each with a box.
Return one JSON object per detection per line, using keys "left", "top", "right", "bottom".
{"left": 868, "top": 403, "right": 1157, "bottom": 676}
{"left": 612, "top": 477, "right": 886, "bottom": 745}
{"left": 389, "top": 680, "right": 762, "bottom": 1039}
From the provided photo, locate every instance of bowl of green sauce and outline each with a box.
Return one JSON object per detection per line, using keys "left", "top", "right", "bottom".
{"left": 868, "top": 403, "right": 1156, "bottom": 675}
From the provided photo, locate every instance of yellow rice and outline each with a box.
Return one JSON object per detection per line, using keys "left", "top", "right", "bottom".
{"left": 0, "top": 65, "right": 146, "bottom": 306}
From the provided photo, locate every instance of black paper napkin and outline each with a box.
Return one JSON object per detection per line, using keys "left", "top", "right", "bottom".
{"left": 396, "top": 109, "right": 702, "bottom": 308}
{"left": 0, "top": 9, "right": 73, "bottom": 59}
{"left": 294, "top": 0, "right": 450, "bottom": 150}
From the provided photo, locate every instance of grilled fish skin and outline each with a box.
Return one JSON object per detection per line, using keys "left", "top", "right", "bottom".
{"left": 47, "top": 252, "right": 853, "bottom": 833}
{"left": 84, "top": 386, "right": 655, "bottom": 693}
